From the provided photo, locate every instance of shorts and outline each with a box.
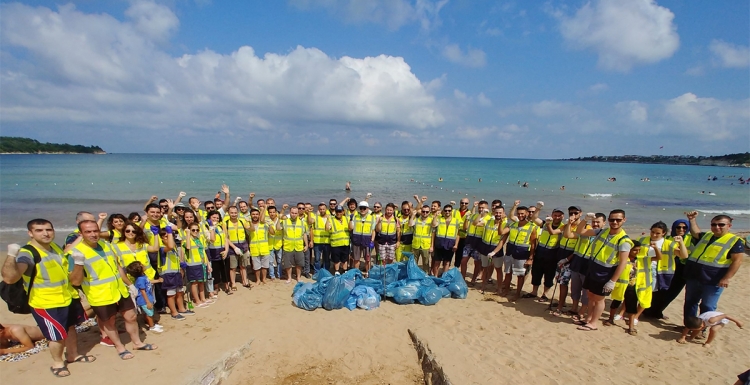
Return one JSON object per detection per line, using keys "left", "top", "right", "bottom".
{"left": 352, "top": 245, "right": 371, "bottom": 262}
{"left": 92, "top": 296, "right": 136, "bottom": 321}
{"left": 330, "top": 246, "right": 349, "bottom": 264}
{"left": 283, "top": 250, "right": 305, "bottom": 269}
{"left": 503, "top": 256, "right": 527, "bottom": 276}
{"left": 252, "top": 255, "right": 270, "bottom": 270}
{"left": 583, "top": 278, "right": 608, "bottom": 297}
{"left": 229, "top": 242, "right": 250, "bottom": 268}
{"left": 434, "top": 248, "right": 454, "bottom": 262}
{"left": 462, "top": 243, "right": 481, "bottom": 260}
{"left": 31, "top": 300, "right": 86, "bottom": 341}
{"left": 378, "top": 243, "right": 396, "bottom": 261}
{"left": 186, "top": 264, "right": 206, "bottom": 282}
{"left": 531, "top": 257, "right": 557, "bottom": 288}
{"left": 140, "top": 305, "right": 154, "bottom": 317}
{"left": 211, "top": 259, "right": 230, "bottom": 285}
{"left": 161, "top": 272, "right": 183, "bottom": 290}
{"left": 480, "top": 254, "right": 503, "bottom": 269}
{"left": 166, "top": 287, "right": 185, "bottom": 296}
{"left": 556, "top": 264, "right": 572, "bottom": 285}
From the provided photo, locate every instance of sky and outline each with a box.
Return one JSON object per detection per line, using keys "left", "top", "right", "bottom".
{"left": 0, "top": 0, "right": 748, "bottom": 157}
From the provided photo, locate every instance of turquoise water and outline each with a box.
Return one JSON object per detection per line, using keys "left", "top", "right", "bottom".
{"left": 0, "top": 154, "right": 748, "bottom": 244}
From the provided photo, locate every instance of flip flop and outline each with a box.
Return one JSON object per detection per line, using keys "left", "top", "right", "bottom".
{"left": 577, "top": 325, "right": 598, "bottom": 331}
{"left": 50, "top": 366, "right": 70, "bottom": 377}
{"left": 551, "top": 309, "right": 563, "bottom": 317}
{"left": 628, "top": 329, "right": 638, "bottom": 336}
{"left": 66, "top": 355, "right": 96, "bottom": 364}
{"left": 573, "top": 320, "right": 587, "bottom": 326}
{"left": 521, "top": 293, "right": 537, "bottom": 299}
{"left": 118, "top": 350, "right": 134, "bottom": 360}
{"left": 536, "top": 296, "right": 550, "bottom": 302}
{"left": 566, "top": 310, "right": 578, "bottom": 316}
{"left": 136, "top": 343, "right": 158, "bottom": 351}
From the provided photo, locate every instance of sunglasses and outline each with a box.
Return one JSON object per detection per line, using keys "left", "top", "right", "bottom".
{"left": 608, "top": 218, "right": 623, "bottom": 223}
{"left": 710, "top": 223, "right": 728, "bottom": 228}
{"left": 460, "top": 202, "right": 469, "bottom": 205}
{"left": 206, "top": 207, "right": 215, "bottom": 210}
{"left": 421, "top": 210, "right": 430, "bottom": 213}
{"left": 160, "top": 205, "right": 169, "bottom": 209}
{"left": 190, "top": 229, "right": 201, "bottom": 232}
{"left": 675, "top": 225, "right": 687, "bottom": 229}
{"left": 124, "top": 229, "right": 136, "bottom": 234}
{"left": 374, "top": 206, "right": 382, "bottom": 209}
{"left": 569, "top": 212, "right": 580, "bottom": 215}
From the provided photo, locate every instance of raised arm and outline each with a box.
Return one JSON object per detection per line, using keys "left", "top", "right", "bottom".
{"left": 577, "top": 213, "right": 598, "bottom": 237}
{"left": 143, "top": 195, "right": 157, "bottom": 212}
{"left": 685, "top": 211, "right": 701, "bottom": 239}
{"left": 1, "top": 244, "right": 24, "bottom": 284}
{"left": 530, "top": 201, "right": 544, "bottom": 226}
{"left": 509, "top": 200, "right": 520, "bottom": 223}
{"left": 220, "top": 184, "right": 231, "bottom": 213}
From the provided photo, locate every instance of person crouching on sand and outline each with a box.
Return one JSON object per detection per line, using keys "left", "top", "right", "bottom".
{"left": 677, "top": 311, "right": 743, "bottom": 348}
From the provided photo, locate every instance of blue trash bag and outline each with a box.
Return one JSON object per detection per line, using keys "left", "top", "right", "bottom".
{"left": 431, "top": 276, "right": 447, "bottom": 286}
{"left": 314, "top": 268, "right": 333, "bottom": 281}
{"left": 369, "top": 264, "right": 399, "bottom": 285}
{"left": 345, "top": 294, "right": 358, "bottom": 311}
{"left": 349, "top": 285, "right": 381, "bottom": 310}
{"left": 292, "top": 282, "right": 307, "bottom": 295}
{"left": 439, "top": 287, "right": 451, "bottom": 298}
{"left": 293, "top": 283, "right": 323, "bottom": 311}
{"left": 406, "top": 254, "right": 428, "bottom": 280}
{"left": 322, "top": 274, "right": 356, "bottom": 310}
{"left": 385, "top": 280, "right": 405, "bottom": 298}
{"left": 393, "top": 286, "right": 420, "bottom": 304}
{"left": 418, "top": 286, "right": 442, "bottom": 306}
{"left": 420, "top": 277, "right": 436, "bottom": 288}
{"left": 396, "top": 261, "right": 408, "bottom": 280}
{"left": 357, "top": 278, "right": 384, "bottom": 295}
{"left": 341, "top": 269, "right": 363, "bottom": 281}
{"left": 368, "top": 265, "right": 385, "bottom": 280}
{"left": 441, "top": 267, "right": 468, "bottom": 299}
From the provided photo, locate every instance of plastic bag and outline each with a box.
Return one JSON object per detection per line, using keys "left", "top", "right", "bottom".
{"left": 441, "top": 267, "right": 469, "bottom": 299}
{"left": 313, "top": 269, "right": 333, "bottom": 281}
{"left": 322, "top": 275, "right": 356, "bottom": 310}
{"left": 350, "top": 286, "right": 380, "bottom": 310}
{"left": 293, "top": 283, "right": 322, "bottom": 311}
{"left": 292, "top": 282, "right": 307, "bottom": 295}
{"left": 393, "top": 286, "right": 420, "bottom": 304}
{"left": 406, "top": 254, "right": 428, "bottom": 280}
{"left": 439, "top": 287, "right": 451, "bottom": 298}
{"left": 418, "top": 286, "right": 442, "bottom": 306}
{"left": 345, "top": 294, "right": 358, "bottom": 311}
{"left": 357, "top": 278, "right": 384, "bottom": 295}
{"left": 370, "top": 264, "right": 400, "bottom": 285}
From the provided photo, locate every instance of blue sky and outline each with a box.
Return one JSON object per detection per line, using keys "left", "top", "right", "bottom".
{"left": 1, "top": 0, "right": 748, "bottom": 157}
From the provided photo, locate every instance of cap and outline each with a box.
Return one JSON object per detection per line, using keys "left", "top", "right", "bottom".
{"left": 335, "top": 205, "right": 344, "bottom": 212}
{"left": 552, "top": 207, "right": 564, "bottom": 214}
{"left": 568, "top": 205, "right": 582, "bottom": 212}
{"left": 174, "top": 202, "right": 187, "bottom": 208}
{"left": 358, "top": 201, "right": 369, "bottom": 208}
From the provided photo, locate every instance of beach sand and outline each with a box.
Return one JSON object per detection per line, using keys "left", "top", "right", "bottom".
{"left": 1, "top": 256, "right": 748, "bottom": 385}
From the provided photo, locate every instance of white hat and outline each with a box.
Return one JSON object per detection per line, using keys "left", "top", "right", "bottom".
{"left": 358, "top": 201, "right": 369, "bottom": 208}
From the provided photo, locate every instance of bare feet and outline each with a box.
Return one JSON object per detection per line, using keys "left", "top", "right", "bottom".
{"left": 676, "top": 337, "right": 687, "bottom": 344}
{"left": 702, "top": 343, "right": 711, "bottom": 348}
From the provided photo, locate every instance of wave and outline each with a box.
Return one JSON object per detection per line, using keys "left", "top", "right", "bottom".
{"left": 587, "top": 193, "right": 613, "bottom": 197}
{"left": 697, "top": 210, "right": 750, "bottom": 215}
{"left": 0, "top": 227, "right": 77, "bottom": 233}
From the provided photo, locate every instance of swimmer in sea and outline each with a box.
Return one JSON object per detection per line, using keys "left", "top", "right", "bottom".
{"left": 345, "top": 181, "right": 351, "bottom": 191}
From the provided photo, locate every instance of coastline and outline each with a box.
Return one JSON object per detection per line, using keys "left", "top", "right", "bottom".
{"left": 0, "top": 151, "right": 107, "bottom": 155}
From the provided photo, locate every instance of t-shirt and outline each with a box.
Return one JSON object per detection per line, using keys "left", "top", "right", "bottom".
{"left": 592, "top": 228, "right": 632, "bottom": 253}
{"left": 647, "top": 238, "right": 665, "bottom": 257}
{"left": 134, "top": 276, "right": 154, "bottom": 307}
{"left": 698, "top": 311, "right": 729, "bottom": 327}
{"left": 693, "top": 232, "right": 744, "bottom": 255}
{"left": 738, "top": 369, "right": 750, "bottom": 385}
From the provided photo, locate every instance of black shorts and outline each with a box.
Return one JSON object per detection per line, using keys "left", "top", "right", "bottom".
{"left": 623, "top": 285, "right": 638, "bottom": 314}
{"left": 92, "top": 296, "right": 136, "bottom": 321}
{"left": 434, "top": 248, "right": 454, "bottom": 262}
{"left": 583, "top": 278, "right": 608, "bottom": 297}
{"left": 31, "top": 299, "right": 87, "bottom": 341}
{"left": 331, "top": 246, "right": 349, "bottom": 264}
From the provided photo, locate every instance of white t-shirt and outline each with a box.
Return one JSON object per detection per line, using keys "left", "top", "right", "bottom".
{"left": 698, "top": 311, "right": 729, "bottom": 327}
{"left": 592, "top": 229, "right": 632, "bottom": 253}
{"left": 647, "top": 238, "right": 665, "bottom": 257}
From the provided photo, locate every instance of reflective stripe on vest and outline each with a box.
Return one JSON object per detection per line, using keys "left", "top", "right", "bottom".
{"left": 688, "top": 232, "right": 739, "bottom": 268}
{"left": 637, "top": 237, "right": 675, "bottom": 275}
{"left": 573, "top": 235, "right": 594, "bottom": 259}
{"left": 23, "top": 243, "right": 73, "bottom": 309}
{"left": 481, "top": 218, "right": 504, "bottom": 247}
{"left": 158, "top": 249, "right": 180, "bottom": 274}
{"left": 249, "top": 223, "right": 271, "bottom": 256}
{"left": 508, "top": 221, "right": 535, "bottom": 247}
{"left": 185, "top": 236, "right": 206, "bottom": 266}
{"left": 413, "top": 218, "right": 433, "bottom": 250}
{"left": 590, "top": 229, "right": 631, "bottom": 269}
{"left": 330, "top": 217, "right": 350, "bottom": 247}
{"left": 379, "top": 217, "right": 398, "bottom": 243}
{"left": 467, "top": 213, "right": 491, "bottom": 239}
{"left": 74, "top": 241, "right": 129, "bottom": 307}
{"left": 537, "top": 222, "right": 563, "bottom": 249}
{"left": 312, "top": 215, "right": 330, "bottom": 244}
{"left": 559, "top": 222, "right": 579, "bottom": 251}
{"left": 225, "top": 219, "right": 247, "bottom": 243}
{"left": 113, "top": 241, "right": 156, "bottom": 280}
{"left": 283, "top": 218, "right": 305, "bottom": 252}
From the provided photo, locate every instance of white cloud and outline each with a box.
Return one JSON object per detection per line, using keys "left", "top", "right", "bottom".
{"left": 477, "top": 92, "right": 492, "bottom": 107}
{"left": 453, "top": 89, "right": 468, "bottom": 100}
{"left": 662, "top": 93, "right": 750, "bottom": 140}
{"left": 441, "top": 44, "right": 487, "bottom": 68}
{"left": 0, "top": 2, "right": 445, "bottom": 141}
{"left": 290, "top": 0, "right": 448, "bottom": 31}
{"left": 685, "top": 65, "right": 704, "bottom": 76}
{"left": 588, "top": 83, "right": 608, "bottom": 93}
{"left": 615, "top": 100, "right": 648, "bottom": 123}
{"left": 709, "top": 39, "right": 750, "bottom": 68}
{"left": 558, "top": 0, "right": 679, "bottom": 72}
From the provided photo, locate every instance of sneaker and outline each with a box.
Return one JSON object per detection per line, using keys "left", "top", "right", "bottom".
{"left": 335, "top": 272, "right": 341, "bottom": 276}
{"left": 196, "top": 302, "right": 210, "bottom": 308}
{"left": 149, "top": 325, "right": 164, "bottom": 333}
{"left": 614, "top": 315, "right": 623, "bottom": 321}
{"left": 171, "top": 314, "right": 186, "bottom": 321}
{"left": 99, "top": 336, "right": 115, "bottom": 347}
{"left": 179, "top": 310, "right": 196, "bottom": 316}
{"left": 158, "top": 308, "right": 169, "bottom": 315}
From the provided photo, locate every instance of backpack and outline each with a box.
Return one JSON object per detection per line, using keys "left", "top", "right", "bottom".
{"left": 0, "top": 245, "right": 42, "bottom": 314}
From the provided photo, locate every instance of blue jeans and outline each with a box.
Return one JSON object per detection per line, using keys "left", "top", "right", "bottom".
{"left": 313, "top": 244, "right": 331, "bottom": 273}
{"left": 269, "top": 249, "right": 283, "bottom": 279}
{"left": 683, "top": 279, "right": 724, "bottom": 322}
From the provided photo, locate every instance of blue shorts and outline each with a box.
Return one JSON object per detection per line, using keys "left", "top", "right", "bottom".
{"left": 31, "top": 299, "right": 86, "bottom": 341}
{"left": 140, "top": 305, "right": 154, "bottom": 317}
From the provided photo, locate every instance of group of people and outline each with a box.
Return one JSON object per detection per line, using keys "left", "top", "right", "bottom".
{"left": 0, "top": 183, "right": 745, "bottom": 378}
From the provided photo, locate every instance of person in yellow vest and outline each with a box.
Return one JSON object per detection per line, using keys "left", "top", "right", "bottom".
{"left": 112, "top": 223, "right": 161, "bottom": 316}
{"left": 562, "top": 210, "right": 602, "bottom": 320}
{"left": 350, "top": 201, "right": 376, "bottom": 277}
{"left": 69, "top": 220, "right": 157, "bottom": 360}
{"left": 184, "top": 222, "right": 211, "bottom": 307}
{"left": 310, "top": 202, "right": 332, "bottom": 273}
{"left": 100, "top": 213, "right": 126, "bottom": 243}
{"left": 154, "top": 227, "right": 188, "bottom": 320}
{"left": 326, "top": 205, "right": 350, "bottom": 274}
{"left": 645, "top": 219, "right": 694, "bottom": 319}
{"left": 279, "top": 207, "right": 308, "bottom": 283}
{"left": 395, "top": 200, "right": 416, "bottom": 262}
{"left": 682, "top": 211, "right": 744, "bottom": 323}
{"left": 188, "top": 196, "right": 207, "bottom": 221}
{"left": 1, "top": 219, "right": 92, "bottom": 377}
{"left": 606, "top": 241, "right": 643, "bottom": 335}
{"left": 550, "top": 206, "right": 583, "bottom": 316}
{"left": 266, "top": 205, "right": 284, "bottom": 280}
{"left": 248, "top": 207, "right": 275, "bottom": 285}
{"left": 502, "top": 202, "right": 538, "bottom": 300}
{"left": 431, "top": 204, "right": 459, "bottom": 277}
{"left": 375, "top": 203, "right": 401, "bottom": 264}
{"left": 576, "top": 209, "right": 633, "bottom": 331}
{"left": 453, "top": 198, "right": 471, "bottom": 268}
{"left": 412, "top": 204, "right": 433, "bottom": 271}
{"left": 478, "top": 206, "right": 510, "bottom": 294}
{"left": 299, "top": 203, "right": 314, "bottom": 279}
{"left": 224, "top": 206, "right": 251, "bottom": 290}
{"left": 525, "top": 207, "right": 565, "bottom": 301}
{"left": 463, "top": 200, "right": 491, "bottom": 285}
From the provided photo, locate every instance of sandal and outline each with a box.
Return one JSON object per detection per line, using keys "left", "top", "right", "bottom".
{"left": 50, "top": 366, "right": 70, "bottom": 378}
{"left": 628, "top": 329, "right": 638, "bottom": 336}
{"left": 577, "top": 325, "right": 599, "bottom": 331}
{"left": 521, "top": 293, "right": 537, "bottom": 299}
{"left": 136, "top": 343, "right": 158, "bottom": 351}
{"left": 566, "top": 310, "right": 578, "bottom": 316}
{"left": 66, "top": 355, "right": 96, "bottom": 364}
{"left": 573, "top": 320, "right": 587, "bottom": 326}
{"left": 118, "top": 350, "right": 134, "bottom": 360}
{"left": 551, "top": 309, "right": 563, "bottom": 317}
{"left": 536, "top": 296, "right": 550, "bottom": 303}
{"left": 231, "top": 287, "right": 238, "bottom": 292}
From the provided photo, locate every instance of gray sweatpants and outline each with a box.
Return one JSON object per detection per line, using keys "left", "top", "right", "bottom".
{"left": 570, "top": 271, "right": 588, "bottom": 306}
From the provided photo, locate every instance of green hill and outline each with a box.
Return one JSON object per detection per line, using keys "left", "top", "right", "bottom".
{"left": 0, "top": 137, "right": 106, "bottom": 154}
{"left": 567, "top": 152, "right": 750, "bottom": 167}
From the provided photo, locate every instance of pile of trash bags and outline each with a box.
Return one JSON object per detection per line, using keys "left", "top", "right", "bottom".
{"left": 292, "top": 253, "right": 468, "bottom": 311}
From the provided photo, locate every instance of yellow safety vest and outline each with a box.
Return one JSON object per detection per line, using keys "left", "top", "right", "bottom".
{"left": 637, "top": 237, "right": 675, "bottom": 276}
{"left": 249, "top": 223, "right": 271, "bottom": 257}
{"left": 466, "top": 213, "right": 491, "bottom": 239}
{"left": 378, "top": 216, "right": 398, "bottom": 240}
{"left": 612, "top": 256, "right": 653, "bottom": 308}
{"left": 589, "top": 229, "right": 632, "bottom": 270}
{"left": 435, "top": 216, "right": 459, "bottom": 241}
{"left": 352, "top": 213, "right": 375, "bottom": 236}
{"left": 205, "top": 225, "right": 225, "bottom": 249}
{"left": 158, "top": 249, "right": 181, "bottom": 275}
{"left": 559, "top": 222, "right": 580, "bottom": 251}
{"left": 687, "top": 232, "right": 739, "bottom": 269}
{"left": 481, "top": 218, "right": 506, "bottom": 247}
{"left": 74, "top": 241, "right": 129, "bottom": 307}
{"left": 537, "top": 221, "right": 563, "bottom": 249}
{"left": 184, "top": 236, "right": 207, "bottom": 266}
{"left": 508, "top": 221, "right": 536, "bottom": 248}
{"left": 610, "top": 261, "right": 634, "bottom": 301}
{"left": 22, "top": 243, "right": 74, "bottom": 309}
{"left": 330, "top": 216, "right": 350, "bottom": 247}
{"left": 456, "top": 210, "right": 469, "bottom": 238}
{"left": 267, "top": 218, "right": 284, "bottom": 250}
{"left": 225, "top": 219, "right": 248, "bottom": 243}
{"left": 282, "top": 218, "right": 305, "bottom": 252}
{"left": 413, "top": 218, "right": 433, "bottom": 250}
{"left": 112, "top": 241, "right": 156, "bottom": 282}
{"left": 312, "top": 214, "right": 331, "bottom": 244}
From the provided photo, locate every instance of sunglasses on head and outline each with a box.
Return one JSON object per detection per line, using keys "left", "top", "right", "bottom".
{"left": 710, "top": 223, "right": 728, "bottom": 228}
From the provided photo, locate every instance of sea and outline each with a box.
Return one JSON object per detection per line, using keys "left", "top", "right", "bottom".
{"left": 0, "top": 154, "right": 748, "bottom": 245}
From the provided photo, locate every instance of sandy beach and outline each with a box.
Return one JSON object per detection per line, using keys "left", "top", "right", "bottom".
{"left": 1, "top": 251, "right": 748, "bottom": 385}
